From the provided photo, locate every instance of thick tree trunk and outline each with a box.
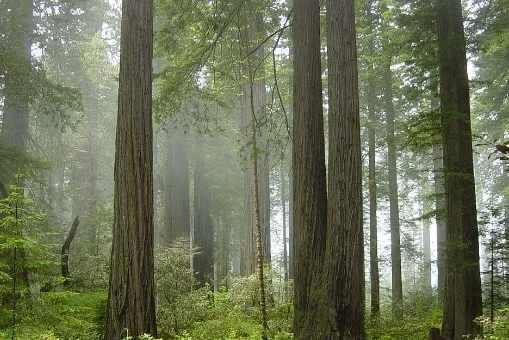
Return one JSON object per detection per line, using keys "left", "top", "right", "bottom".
{"left": 324, "top": 0, "right": 365, "bottom": 338}
{"left": 437, "top": 0, "right": 482, "bottom": 338}
{"left": 292, "top": 0, "right": 328, "bottom": 337}
{"left": 103, "top": 0, "right": 156, "bottom": 337}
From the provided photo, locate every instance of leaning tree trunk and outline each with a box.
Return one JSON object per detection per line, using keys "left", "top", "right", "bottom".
{"left": 61, "top": 216, "right": 80, "bottom": 279}
{"left": 103, "top": 0, "right": 157, "bottom": 338}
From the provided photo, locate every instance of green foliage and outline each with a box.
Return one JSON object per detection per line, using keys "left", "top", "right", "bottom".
{"left": 0, "top": 290, "right": 105, "bottom": 339}
{"left": 67, "top": 201, "right": 113, "bottom": 290}
{"left": 366, "top": 291, "right": 442, "bottom": 339}
{"left": 476, "top": 308, "right": 509, "bottom": 340}
{"left": 0, "top": 178, "right": 59, "bottom": 304}
{"left": 155, "top": 244, "right": 215, "bottom": 338}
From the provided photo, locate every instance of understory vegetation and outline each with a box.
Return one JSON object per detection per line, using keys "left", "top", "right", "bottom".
{"left": 1, "top": 263, "right": 509, "bottom": 339}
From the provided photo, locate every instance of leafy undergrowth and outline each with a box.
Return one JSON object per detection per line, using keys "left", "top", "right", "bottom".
{"left": 2, "top": 286, "right": 509, "bottom": 339}
{"left": 0, "top": 290, "right": 105, "bottom": 340}
{"left": 366, "top": 291, "right": 443, "bottom": 340}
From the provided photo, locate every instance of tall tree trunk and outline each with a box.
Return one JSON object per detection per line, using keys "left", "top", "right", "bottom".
{"left": 193, "top": 137, "right": 214, "bottom": 287}
{"left": 163, "top": 128, "right": 190, "bottom": 244}
{"left": 367, "top": 0, "right": 380, "bottom": 318}
{"left": 383, "top": 54, "right": 403, "bottom": 314}
{"left": 433, "top": 117, "right": 447, "bottom": 303}
{"left": 287, "top": 45, "right": 294, "bottom": 281}
{"left": 1, "top": 0, "right": 32, "bottom": 165}
{"left": 240, "top": 13, "right": 270, "bottom": 276}
{"left": 281, "top": 159, "right": 288, "bottom": 283}
{"left": 103, "top": 0, "right": 156, "bottom": 337}
{"left": 1, "top": 0, "right": 33, "bottom": 290}
{"left": 324, "top": 0, "right": 365, "bottom": 337}
{"left": 292, "top": 0, "right": 328, "bottom": 337}
{"left": 437, "top": 0, "right": 482, "bottom": 338}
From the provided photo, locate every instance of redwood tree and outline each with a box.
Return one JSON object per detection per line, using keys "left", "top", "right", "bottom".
{"left": 325, "top": 0, "right": 365, "bottom": 337}
{"left": 103, "top": 0, "right": 157, "bottom": 337}
{"left": 292, "top": 0, "right": 328, "bottom": 337}
{"left": 437, "top": 0, "right": 482, "bottom": 338}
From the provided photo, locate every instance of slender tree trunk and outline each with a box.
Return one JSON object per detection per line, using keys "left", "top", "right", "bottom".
{"left": 249, "top": 84, "right": 269, "bottom": 339}
{"left": 434, "top": 125, "right": 447, "bottom": 303}
{"left": 193, "top": 137, "right": 214, "bottom": 287}
{"left": 61, "top": 216, "right": 80, "bottom": 279}
{"left": 383, "top": 53, "right": 403, "bottom": 315}
{"left": 240, "top": 12, "right": 270, "bottom": 276}
{"left": 164, "top": 128, "right": 190, "bottom": 244}
{"left": 103, "top": 0, "right": 156, "bottom": 337}
{"left": 288, "top": 45, "right": 294, "bottom": 281}
{"left": 422, "top": 194, "right": 432, "bottom": 292}
{"left": 437, "top": 0, "right": 482, "bottom": 338}
{"left": 367, "top": 0, "right": 380, "bottom": 317}
{"left": 292, "top": 0, "right": 328, "bottom": 337}
{"left": 281, "top": 159, "right": 288, "bottom": 283}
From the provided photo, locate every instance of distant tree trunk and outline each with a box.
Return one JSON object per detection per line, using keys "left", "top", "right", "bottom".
{"left": 292, "top": 0, "right": 328, "bottom": 337}
{"left": 281, "top": 159, "right": 288, "bottom": 283}
{"left": 1, "top": 0, "right": 32, "bottom": 198}
{"left": 164, "top": 128, "right": 190, "bottom": 244}
{"left": 1, "top": 0, "right": 33, "bottom": 290}
{"left": 367, "top": 0, "right": 380, "bottom": 318}
{"left": 61, "top": 216, "right": 80, "bottom": 279}
{"left": 217, "top": 168, "right": 231, "bottom": 289}
{"left": 383, "top": 53, "right": 403, "bottom": 315}
{"left": 103, "top": 0, "right": 156, "bottom": 337}
{"left": 431, "top": 76, "right": 446, "bottom": 303}
{"left": 324, "top": 0, "right": 365, "bottom": 338}
{"left": 193, "top": 138, "right": 214, "bottom": 287}
{"left": 433, "top": 109, "right": 447, "bottom": 303}
{"left": 288, "top": 45, "right": 294, "bottom": 281}
{"left": 437, "top": 0, "right": 482, "bottom": 338}
{"left": 422, "top": 194, "right": 432, "bottom": 292}
{"left": 1, "top": 0, "right": 32, "bottom": 154}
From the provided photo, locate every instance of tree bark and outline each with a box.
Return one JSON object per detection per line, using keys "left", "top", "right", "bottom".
{"left": 324, "top": 0, "right": 365, "bottom": 338}
{"left": 292, "top": 0, "right": 328, "bottom": 337}
{"left": 103, "top": 0, "right": 156, "bottom": 337}
{"left": 437, "top": 0, "right": 482, "bottom": 338}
